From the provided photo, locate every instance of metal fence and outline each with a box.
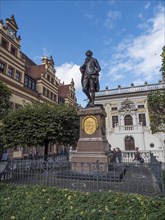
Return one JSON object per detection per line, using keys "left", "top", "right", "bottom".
{"left": 0, "top": 155, "right": 164, "bottom": 196}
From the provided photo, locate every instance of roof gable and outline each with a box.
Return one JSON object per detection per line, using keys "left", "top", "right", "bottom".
{"left": 6, "top": 15, "right": 19, "bottom": 30}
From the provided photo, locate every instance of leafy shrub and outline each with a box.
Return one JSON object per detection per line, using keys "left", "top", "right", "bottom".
{"left": 0, "top": 183, "right": 165, "bottom": 220}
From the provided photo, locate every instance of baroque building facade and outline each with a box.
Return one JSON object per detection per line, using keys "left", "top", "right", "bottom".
{"left": 0, "top": 15, "right": 77, "bottom": 158}
{"left": 0, "top": 15, "right": 77, "bottom": 108}
{"left": 95, "top": 83, "right": 165, "bottom": 163}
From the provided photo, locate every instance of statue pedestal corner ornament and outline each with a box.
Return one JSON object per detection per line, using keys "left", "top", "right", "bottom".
{"left": 71, "top": 106, "right": 109, "bottom": 171}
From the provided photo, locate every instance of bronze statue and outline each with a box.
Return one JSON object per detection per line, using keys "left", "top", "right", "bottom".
{"left": 80, "top": 50, "right": 101, "bottom": 107}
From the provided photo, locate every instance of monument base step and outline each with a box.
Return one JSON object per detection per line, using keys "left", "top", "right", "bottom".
{"left": 55, "top": 166, "right": 126, "bottom": 182}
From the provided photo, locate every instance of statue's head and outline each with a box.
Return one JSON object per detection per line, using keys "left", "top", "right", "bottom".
{"left": 85, "top": 50, "right": 93, "bottom": 57}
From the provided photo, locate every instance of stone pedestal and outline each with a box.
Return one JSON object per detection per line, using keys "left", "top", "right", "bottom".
{"left": 71, "top": 106, "right": 109, "bottom": 171}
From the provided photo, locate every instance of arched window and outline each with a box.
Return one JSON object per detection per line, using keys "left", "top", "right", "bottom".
{"left": 125, "top": 136, "right": 135, "bottom": 150}
{"left": 124, "top": 115, "right": 133, "bottom": 126}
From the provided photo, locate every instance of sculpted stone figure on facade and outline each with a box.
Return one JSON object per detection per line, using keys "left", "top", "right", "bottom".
{"left": 80, "top": 50, "right": 101, "bottom": 107}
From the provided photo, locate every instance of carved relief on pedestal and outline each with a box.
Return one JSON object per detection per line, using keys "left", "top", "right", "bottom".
{"left": 82, "top": 115, "right": 98, "bottom": 135}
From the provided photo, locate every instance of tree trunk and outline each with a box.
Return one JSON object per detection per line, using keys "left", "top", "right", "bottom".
{"left": 44, "top": 139, "right": 49, "bottom": 161}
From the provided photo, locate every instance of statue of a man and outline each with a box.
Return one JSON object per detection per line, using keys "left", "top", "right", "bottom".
{"left": 80, "top": 50, "right": 101, "bottom": 107}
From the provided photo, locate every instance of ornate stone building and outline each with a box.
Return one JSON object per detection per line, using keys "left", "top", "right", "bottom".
{"left": 0, "top": 15, "right": 77, "bottom": 109}
{"left": 95, "top": 82, "right": 165, "bottom": 163}
{"left": 0, "top": 15, "right": 77, "bottom": 158}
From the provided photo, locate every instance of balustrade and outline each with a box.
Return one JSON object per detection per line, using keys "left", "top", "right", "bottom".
{"left": 96, "top": 83, "right": 165, "bottom": 97}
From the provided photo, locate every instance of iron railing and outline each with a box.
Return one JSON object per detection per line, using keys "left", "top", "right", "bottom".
{"left": 0, "top": 156, "right": 164, "bottom": 196}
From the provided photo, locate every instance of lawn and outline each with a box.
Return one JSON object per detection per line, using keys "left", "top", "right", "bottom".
{"left": 0, "top": 183, "right": 165, "bottom": 220}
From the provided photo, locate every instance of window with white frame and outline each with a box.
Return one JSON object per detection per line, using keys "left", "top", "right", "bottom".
{"left": 138, "top": 113, "right": 146, "bottom": 126}
{"left": 112, "top": 115, "right": 118, "bottom": 128}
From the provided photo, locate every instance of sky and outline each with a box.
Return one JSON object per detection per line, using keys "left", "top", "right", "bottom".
{"left": 0, "top": 0, "right": 165, "bottom": 107}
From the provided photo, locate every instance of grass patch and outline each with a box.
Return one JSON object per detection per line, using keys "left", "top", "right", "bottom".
{"left": 0, "top": 183, "right": 165, "bottom": 220}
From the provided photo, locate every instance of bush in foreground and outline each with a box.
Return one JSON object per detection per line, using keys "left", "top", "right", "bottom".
{"left": 0, "top": 183, "right": 165, "bottom": 220}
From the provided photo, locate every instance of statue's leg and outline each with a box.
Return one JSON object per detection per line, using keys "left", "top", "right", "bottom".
{"left": 89, "top": 76, "right": 95, "bottom": 107}
{"left": 82, "top": 74, "right": 91, "bottom": 107}
{"left": 82, "top": 88, "right": 91, "bottom": 103}
{"left": 90, "top": 91, "right": 95, "bottom": 107}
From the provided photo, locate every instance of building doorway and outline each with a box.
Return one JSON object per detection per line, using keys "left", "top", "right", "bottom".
{"left": 125, "top": 136, "right": 135, "bottom": 150}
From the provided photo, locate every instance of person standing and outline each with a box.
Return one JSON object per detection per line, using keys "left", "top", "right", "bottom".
{"left": 34, "top": 149, "right": 38, "bottom": 160}
{"left": 116, "top": 148, "right": 122, "bottom": 163}
{"left": 28, "top": 151, "right": 33, "bottom": 160}
{"left": 80, "top": 50, "right": 101, "bottom": 107}
{"left": 112, "top": 148, "right": 117, "bottom": 163}
{"left": 1, "top": 150, "right": 8, "bottom": 161}
{"left": 133, "top": 147, "right": 144, "bottom": 164}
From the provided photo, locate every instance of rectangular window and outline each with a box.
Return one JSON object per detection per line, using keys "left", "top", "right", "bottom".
{"left": 111, "top": 107, "right": 118, "bottom": 111}
{"left": 24, "top": 76, "right": 28, "bottom": 86}
{"left": 47, "top": 90, "right": 49, "bottom": 98}
{"left": 47, "top": 74, "right": 50, "bottom": 81}
{"left": 138, "top": 105, "right": 144, "bottom": 109}
{"left": 54, "top": 94, "right": 57, "bottom": 102}
{"left": 58, "top": 96, "right": 65, "bottom": 104}
{"left": 43, "top": 87, "right": 46, "bottom": 95}
{"left": 1, "top": 39, "right": 8, "bottom": 49}
{"left": 0, "top": 62, "right": 5, "bottom": 73}
{"left": 139, "top": 114, "right": 146, "bottom": 126}
{"left": 51, "top": 77, "right": 54, "bottom": 84}
{"left": 7, "top": 67, "right": 13, "bottom": 77}
{"left": 11, "top": 46, "right": 16, "bottom": 56}
{"left": 15, "top": 71, "right": 21, "bottom": 81}
{"left": 28, "top": 79, "right": 32, "bottom": 88}
{"left": 31, "top": 81, "right": 36, "bottom": 90}
{"left": 51, "top": 92, "right": 53, "bottom": 100}
{"left": 24, "top": 75, "right": 36, "bottom": 91}
{"left": 112, "top": 116, "right": 118, "bottom": 128}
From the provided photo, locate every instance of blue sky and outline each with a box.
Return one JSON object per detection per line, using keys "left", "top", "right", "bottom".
{"left": 1, "top": 0, "right": 165, "bottom": 107}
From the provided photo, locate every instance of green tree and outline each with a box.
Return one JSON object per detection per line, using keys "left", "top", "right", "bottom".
{"left": 147, "top": 45, "right": 165, "bottom": 133}
{"left": 160, "top": 45, "right": 165, "bottom": 82}
{"left": 147, "top": 91, "right": 165, "bottom": 133}
{"left": 0, "top": 81, "right": 11, "bottom": 119}
{"left": 0, "top": 102, "right": 79, "bottom": 158}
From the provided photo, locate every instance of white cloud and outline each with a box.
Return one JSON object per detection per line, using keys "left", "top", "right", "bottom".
{"left": 42, "top": 47, "right": 52, "bottom": 56}
{"left": 56, "top": 63, "right": 81, "bottom": 90}
{"left": 107, "top": 10, "right": 121, "bottom": 20}
{"left": 84, "top": 12, "right": 100, "bottom": 25}
{"left": 145, "top": 2, "right": 151, "bottom": 10}
{"left": 85, "top": 13, "right": 94, "bottom": 20}
{"left": 138, "top": 13, "right": 143, "bottom": 19}
{"left": 104, "top": 10, "right": 121, "bottom": 29}
{"left": 104, "top": 5, "right": 164, "bottom": 84}
{"left": 133, "top": 78, "right": 146, "bottom": 86}
{"left": 107, "top": 0, "right": 116, "bottom": 6}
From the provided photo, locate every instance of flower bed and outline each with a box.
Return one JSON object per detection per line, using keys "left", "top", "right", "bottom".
{"left": 0, "top": 183, "right": 165, "bottom": 220}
